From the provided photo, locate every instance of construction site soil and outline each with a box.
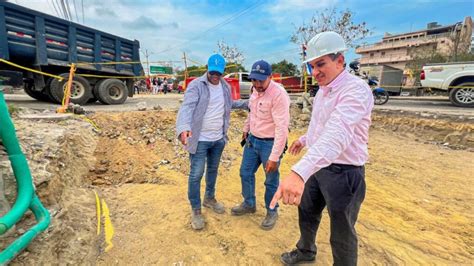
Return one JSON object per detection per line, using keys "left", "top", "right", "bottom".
{"left": 6, "top": 107, "right": 474, "bottom": 265}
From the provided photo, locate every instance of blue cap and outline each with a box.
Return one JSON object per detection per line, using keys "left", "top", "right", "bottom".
{"left": 207, "top": 54, "right": 226, "bottom": 74}
{"left": 249, "top": 60, "right": 272, "bottom": 81}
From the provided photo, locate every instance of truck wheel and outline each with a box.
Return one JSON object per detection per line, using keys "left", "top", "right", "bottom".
{"left": 97, "top": 79, "right": 128, "bottom": 105}
{"left": 50, "top": 74, "right": 92, "bottom": 105}
{"left": 449, "top": 82, "right": 474, "bottom": 107}
{"left": 23, "top": 81, "right": 51, "bottom": 102}
{"left": 93, "top": 79, "right": 107, "bottom": 104}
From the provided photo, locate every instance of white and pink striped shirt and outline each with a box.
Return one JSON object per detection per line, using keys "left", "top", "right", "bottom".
{"left": 292, "top": 70, "right": 374, "bottom": 182}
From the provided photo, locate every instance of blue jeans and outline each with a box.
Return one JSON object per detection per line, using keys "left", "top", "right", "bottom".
{"left": 239, "top": 134, "right": 280, "bottom": 212}
{"left": 188, "top": 138, "right": 225, "bottom": 210}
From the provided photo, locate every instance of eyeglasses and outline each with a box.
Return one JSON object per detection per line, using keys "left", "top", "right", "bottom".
{"left": 209, "top": 71, "right": 222, "bottom": 76}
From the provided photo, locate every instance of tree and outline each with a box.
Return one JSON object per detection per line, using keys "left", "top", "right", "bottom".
{"left": 290, "top": 8, "right": 371, "bottom": 48}
{"left": 176, "top": 65, "right": 206, "bottom": 81}
{"left": 271, "top": 60, "right": 300, "bottom": 76}
{"left": 217, "top": 40, "right": 245, "bottom": 65}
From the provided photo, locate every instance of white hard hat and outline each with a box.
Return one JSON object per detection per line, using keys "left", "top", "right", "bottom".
{"left": 303, "top": 31, "right": 347, "bottom": 63}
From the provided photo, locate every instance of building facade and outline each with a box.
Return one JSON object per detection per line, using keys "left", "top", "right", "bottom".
{"left": 355, "top": 16, "right": 472, "bottom": 88}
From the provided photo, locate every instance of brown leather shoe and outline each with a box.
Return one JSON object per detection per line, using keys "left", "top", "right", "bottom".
{"left": 231, "top": 202, "right": 256, "bottom": 216}
{"left": 203, "top": 198, "right": 225, "bottom": 214}
{"left": 191, "top": 209, "right": 205, "bottom": 230}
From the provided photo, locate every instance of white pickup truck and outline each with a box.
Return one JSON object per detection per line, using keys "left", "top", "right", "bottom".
{"left": 224, "top": 72, "right": 252, "bottom": 99}
{"left": 420, "top": 62, "right": 474, "bottom": 107}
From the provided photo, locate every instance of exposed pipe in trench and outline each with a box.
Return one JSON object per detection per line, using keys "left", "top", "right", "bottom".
{"left": 0, "top": 91, "right": 51, "bottom": 264}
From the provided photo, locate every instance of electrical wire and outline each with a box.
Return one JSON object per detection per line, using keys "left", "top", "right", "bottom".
{"left": 155, "top": 0, "right": 264, "bottom": 54}
{"left": 73, "top": 0, "right": 80, "bottom": 23}
{"left": 63, "top": 0, "right": 73, "bottom": 21}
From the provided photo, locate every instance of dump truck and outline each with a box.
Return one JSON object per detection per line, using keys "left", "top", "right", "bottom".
{"left": 0, "top": 1, "right": 143, "bottom": 105}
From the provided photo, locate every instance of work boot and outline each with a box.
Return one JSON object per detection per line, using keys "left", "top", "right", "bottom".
{"left": 191, "top": 209, "right": 205, "bottom": 230}
{"left": 260, "top": 211, "right": 278, "bottom": 230}
{"left": 231, "top": 202, "right": 256, "bottom": 216}
{"left": 280, "top": 249, "right": 316, "bottom": 265}
{"left": 203, "top": 197, "right": 225, "bottom": 214}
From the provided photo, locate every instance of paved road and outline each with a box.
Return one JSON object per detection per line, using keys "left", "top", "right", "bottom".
{"left": 3, "top": 92, "right": 474, "bottom": 117}
{"left": 374, "top": 96, "right": 474, "bottom": 116}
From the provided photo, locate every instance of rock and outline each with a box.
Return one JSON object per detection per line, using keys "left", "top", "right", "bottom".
{"left": 159, "top": 159, "right": 170, "bottom": 165}
{"left": 95, "top": 167, "right": 108, "bottom": 174}
{"left": 137, "top": 102, "right": 147, "bottom": 111}
{"left": 299, "top": 114, "right": 311, "bottom": 122}
{"left": 100, "top": 159, "right": 110, "bottom": 165}
{"left": 302, "top": 108, "right": 312, "bottom": 114}
{"left": 153, "top": 105, "right": 163, "bottom": 111}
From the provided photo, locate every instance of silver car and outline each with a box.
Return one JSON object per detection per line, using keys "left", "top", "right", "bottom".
{"left": 224, "top": 72, "right": 252, "bottom": 99}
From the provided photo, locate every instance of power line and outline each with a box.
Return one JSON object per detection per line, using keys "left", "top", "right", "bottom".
{"left": 81, "top": 0, "right": 84, "bottom": 24}
{"left": 59, "top": 0, "right": 70, "bottom": 20}
{"left": 155, "top": 0, "right": 264, "bottom": 54}
{"left": 63, "top": 0, "right": 73, "bottom": 21}
{"left": 51, "top": 0, "right": 64, "bottom": 19}
{"left": 47, "top": 0, "right": 59, "bottom": 17}
{"left": 73, "top": 0, "right": 79, "bottom": 23}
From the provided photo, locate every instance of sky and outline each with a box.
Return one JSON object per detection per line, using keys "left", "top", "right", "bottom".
{"left": 7, "top": 0, "right": 474, "bottom": 73}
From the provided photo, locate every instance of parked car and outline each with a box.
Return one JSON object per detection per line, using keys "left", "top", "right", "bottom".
{"left": 224, "top": 72, "right": 252, "bottom": 99}
{"left": 420, "top": 61, "right": 474, "bottom": 107}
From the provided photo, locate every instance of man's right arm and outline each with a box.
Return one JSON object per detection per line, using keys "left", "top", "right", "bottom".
{"left": 176, "top": 82, "right": 199, "bottom": 138}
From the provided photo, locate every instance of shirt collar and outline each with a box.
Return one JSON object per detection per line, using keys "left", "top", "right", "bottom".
{"left": 321, "top": 70, "right": 349, "bottom": 96}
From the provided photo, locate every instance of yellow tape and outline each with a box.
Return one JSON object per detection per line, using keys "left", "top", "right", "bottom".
{"left": 75, "top": 115, "right": 101, "bottom": 132}
{"left": 94, "top": 191, "right": 101, "bottom": 236}
{"left": 0, "top": 58, "right": 63, "bottom": 81}
{"left": 101, "top": 199, "right": 115, "bottom": 252}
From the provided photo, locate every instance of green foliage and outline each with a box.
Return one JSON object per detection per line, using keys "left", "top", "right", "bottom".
{"left": 271, "top": 60, "right": 300, "bottom": 76}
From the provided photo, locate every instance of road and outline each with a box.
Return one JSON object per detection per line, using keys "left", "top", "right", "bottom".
{"left": 3, "top": 92, "right": 474, "bottom": 117}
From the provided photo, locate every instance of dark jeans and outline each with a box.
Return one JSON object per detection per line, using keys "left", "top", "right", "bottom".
{"left": 296, "top": 164, "right": 366, "bottom": 266}
{"left": 239, "top": 134, "right": 280, "bottom": 211}
{"left": 188, "top": 138, "right": 225, "bottom": 210}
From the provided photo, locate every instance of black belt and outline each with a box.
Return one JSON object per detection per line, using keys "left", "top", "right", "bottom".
{"left": 249, "top": 133, "right": 274, "bottom": 141}
{"left": 323, "top": 164, "right": 362, "bottom": 173}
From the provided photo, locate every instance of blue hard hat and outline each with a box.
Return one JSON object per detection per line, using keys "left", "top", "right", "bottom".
{"left": 207, "top": 54, "right": 226, "bottom": 74}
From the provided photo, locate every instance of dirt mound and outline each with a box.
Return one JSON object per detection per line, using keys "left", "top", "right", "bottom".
{"left": 86, "top": 111, "right": 187, "bottom": 186}
{"left": 372, "top": 109, "right": 474, "bottom": 150}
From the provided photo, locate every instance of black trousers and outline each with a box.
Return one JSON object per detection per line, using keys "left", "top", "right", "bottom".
{"left": 296, "top": 164, "right": 366, "bottom": 266}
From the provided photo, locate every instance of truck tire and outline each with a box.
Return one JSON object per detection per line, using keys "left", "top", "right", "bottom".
{"left": 93, "top": 79, "right": 107, "bottom": 104}
{"left": 49, "top": 73, "right": 92, "bottom": 105}
{"left": 97, "top": 79, "right": 128, "bottom": 105}
{"left": 23, "top": 81, "right": 51, "bottom": 102}
{"left": 449, "top": 82, "right": 474, "bottom": 107}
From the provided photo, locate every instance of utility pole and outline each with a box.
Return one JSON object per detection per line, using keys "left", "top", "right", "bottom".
{"left": 183, "top": 52, "right": 188, "bottom": 89}
{"left": 141, "top": 49, "right": 151, "bottom": 77}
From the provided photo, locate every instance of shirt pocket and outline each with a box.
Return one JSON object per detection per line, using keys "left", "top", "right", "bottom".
{"left": 257, "top": 101, "right": 272, "bottom": 120}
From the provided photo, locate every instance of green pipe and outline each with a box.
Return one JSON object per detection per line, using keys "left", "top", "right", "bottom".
{"left": 0, "top": 196, "right": 50, "bottom": 264}
{"left": 0, "top": 92, "right": 51, "bottom": 263}
{"left": 0, "top": 92, "right": 34, "bottom": 234}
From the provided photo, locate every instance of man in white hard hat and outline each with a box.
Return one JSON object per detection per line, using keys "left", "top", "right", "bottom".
{"left": 270, "top": 31, "right": 374, "bottom": 265}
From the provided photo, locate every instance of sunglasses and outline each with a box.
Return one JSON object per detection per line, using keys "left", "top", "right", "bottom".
{"left": 209, "top": 71, "right": 222, "bottom": 76}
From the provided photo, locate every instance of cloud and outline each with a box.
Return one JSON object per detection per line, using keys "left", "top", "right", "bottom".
{"left": 94, "top": 7, "right": 117, "bottom": 17}
{"left": 123, "top": 16, "right": 179, "bottom": 30}
{"left": 268, "top": 0, "right": 338, "bottom": 13}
